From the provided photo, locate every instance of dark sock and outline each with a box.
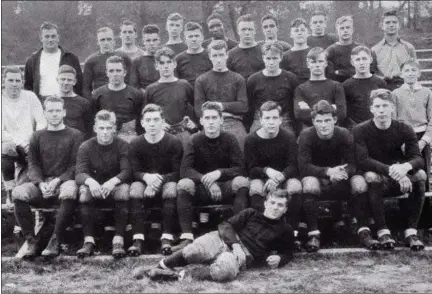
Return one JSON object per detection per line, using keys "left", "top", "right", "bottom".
{"left": 129, "top": 198, "right": 145, "bottom": 236}
{"left": 368, "top": 183, "right": 387, "bottom": 230}
{"left": 163, "top": 249, "right": 188, "bottom": 268}
{"left": 287, "top": 193, "right": 302, "bottom": 229}
{"left": 250, "top": 194, "right": 264, "bottom": 213}
{"left": 80, "top": 203, "right": 95, "bottom": 237}
{"left": 14, "top": 199, "right": 35, "bottom": 240}
{"left": 115, "top": 201, "right": 128, "bottom": 237}
{"left": 233, "top": 187, "right": 249, "bottom": 214}
{"left": 406, "top": 181, "right": 426, "bottom": 229}
{"left": 351, "top": 192, "right": 369, "bottom": 228}
{"left": 303, "top": 193, "right": 319, "bottom": 232}
{"left": 177, "top": 190, "right": 194, "bottom": 234}
{"left": 54, "top": 199, "right": 77, "bottom": 243}
{"left": 162, "top": 198, "right": 176, "bottom": 235}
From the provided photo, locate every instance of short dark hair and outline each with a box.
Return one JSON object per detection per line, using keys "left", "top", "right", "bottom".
{"left": 236, "top": 14, "right": 254, "bottom": 27}
{"left": 106, "top": 55, "right": 126, "bottom": 70}
{"left": 310, "top": 10, "right": 327, "bottom": 20}
{"left": 120, "top": 20, "right": 136, "bottom": 32}
{"left": 381, "top": 10, "right": 399, "bottom": 22}
{"left": 184, "top": 21, "right": 203, "bottom": 33}
{"left": 351, "top": 45, "right": 371, "bottom": 57}
{"left": 201, "top": 101, "right": 223, "bottom": 117}
{"left": 95, "top": 110, "right": 116, "bottom": 125}
{"left": 265, "top": 189, "right": 290, "bottom": 205}
{"left": 311, "top": 100, "right": 336, "bottom": 119}
{"left": 39, "top": 22, "right": 59, "bottom": 35}
{"left": 259, "top": 101, "right": 282, "bottom": 117}
{"left": 3, "top": 66, "right": 23, "bottom": 79}
{"left": 400, "top": 58, "right": 421, "bottom": 71}
{"left": 291, "top": 17, "right": 308, "bottom": 29}
{"left": 167, "top": 12, "right": 184, "bottom": 22}
{"left": 261, "top": 41, "right": 283, "bottom": 57}
{"left": 369, "top": 88, "right": 395, "bottom": 105}
{"left": 307, "top": 47, "right": 327, "bottom": 61}
{"left": 154, "top": 47, "right": 176, "bottom": 62}
{"left": 141, "top": 103, "right": 164, "bottom": 120}
{"left": 207, "top": 13, "right": 224, "bottom": 24}
{"left": 142, "top": 24, "right": 160, "bottom": 35}
{"left": 208, "top": 39, "right": 228, "bottom": 53}
{"left": 261, "top": 14, "right": 278, "bottom": 26}
{"left": 58, "top": 64, "right": 76, "bottom": 76}
{"left": 43, "top": 95, "right": 64, "bottom": 110}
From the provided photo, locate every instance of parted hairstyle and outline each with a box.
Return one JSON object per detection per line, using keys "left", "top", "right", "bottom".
{"left": 154, "top": 47, "right": 176, "bottom": 62}
{"left": 311, "top": 100, "right": 336, "bottom": 119}
{"left": 261, "top": 13, "right": 278, "bottom": 26}
{"left": 259, "top": 101, "right": 282, "bottom": 117}
{"left": 335, "top": 15, "right": 353, "bottom": 29}
{"left": 184, "top": 22, "right": 203, "bottom": 33}
{"left": 39, "top": 22, "right": 59, "bottom": 35}
{"left": 381, "top": 10, "right": 399, "bottom": 22}
{"left": 106, "top": 55, "right": 126, "bottom": 70}
{"left": 261, "top": 41, "right": 283, "bottom": 56}
{"left": 58, "top": 64, "right": 76, "bottom": 76}
{"left": 291, "top": 17, "right": 308, "bottom": 29}
{"left": 369, "top": 88, "right": 395, "bottom": 105}
{"left": 3, "top": 66, "right": 23, "bottom": 79}
{"left": 201, "top": 101, "right": 223, "bottom": 117}
{"left": 307, "top": 47, "right": 327, "bottom": 61}
{"left": 142, "top": 24, "right": 160, "bottom": 35}
{"left": 95, "top": 110, "right": 116, "bottom": 125}
{"left": 97, "top": 27, "right": 114, "bottom": 35}
{"left": 120, "top": 20, "right": 137, "bottom": 32}
{"left": 141, "top": 103, "right": 164, "bottom": 120}
{"left": 208, "top": 39, "right": 228, "bottom": 52}
{"left": 310, "top": 10, "right": 327, "bottom": 20}
{"left": 351, "top": 45, "right": 371, "bottom": 57}
{"left": 236, "top": 14, "right": 254, "bottom": 27}
{"left": 167, "top": 12, "right": 184, "bottom": 22}
{"left": 43, "top": 95, "right": 65, "bottom": 110}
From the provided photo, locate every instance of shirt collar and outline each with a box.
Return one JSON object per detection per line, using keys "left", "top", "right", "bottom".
{"left": 381, "top": 36, "right": 402, "bottom": 46}
{"left": 400, "top": 83, "right": 422, "bottom": 91}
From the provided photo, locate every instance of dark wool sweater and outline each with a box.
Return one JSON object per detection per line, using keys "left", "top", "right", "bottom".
{"left": 244, "top": 129, "right": 298, "bottom": 180}
{"left": 219, "top": 208, "right": 294, "bottom": 266}
{"left": 203, "top": 38, "right": 238, "bottom": 50}
{"left": 144, "top": 79, "right": 195, "bottom": 125}
{"left": 165, "top": 42, "right": 188, "bottom": 56}
{"left": 82, "top": 51, "right": 132, "bottom": 100}
{"left": 280, "top": 48, "right": 311, "bottom": 85}
{"left": 343, "top": 75, "right": 387, "bottom": 124}
{"left": 130, "top": 55, "right": 160, "bottom": 90}
{"left": 75, "top": 137, "right": 131, "bottom": 184}
{"left": 247, "top": 70, "right": 299, "bottom": 119}
{"left": 294, "top": 79, "right": 346, "bottom": 127}
{"left": 129, "top": 133, "right": 183, "bottom": 183}
{"left": 194, "top": 70, "right": 248, "bottom": 118}
{"left": 180, "top": 131, "right": 246, "bottom": 182}
{"left": 307, "top": 34, "right": 338, "bottom": 49}
{"left": 62, "top": 95, "right": 92, "bottom": 136}
{"left": 227, "top": 45, "right": 265, "bottom": 80}
{"left": 175, "top": 50, "right": 213, "bottom": 88}
{"left": 326, "top": 42, "right": 361, "bottom": 83}
{"left": 298, "top": 126, "right": 356, "bottom": 178}
{"left": 353, "top": 120, "right": 424, "bottom": 175}
{"left": 28, "top": 127, "right": 83, "bottom": 184}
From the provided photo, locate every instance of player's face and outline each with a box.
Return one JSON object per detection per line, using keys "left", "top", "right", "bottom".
{"left": 260, "top": 109, "right": 282, "bottom": 135}
{"left": 313, "top": 113, "right": 336, "bottom": 138}
{"left": 237, "top": 21, "right": 256, "bottom": 45}
{"left": 57, "top": 72, "right": 76, "bottom": 94}
{"left": 370, "top": 98, "right": 394, "bottom": 123}
{"left": 208, "top": 18, "right": 224, "bottom": 39}
{"left": 209, "top": 47, "right": 228, "bottom": 71}
{"left": 97, "top": 30, "right": 115, "bottom": 53}
{"left": 351, "top": 51, "right": 372, "bottom": 75}
{"left": 142, "top": 33, "right": 161, "bottom": 54}
{"left": 166, "top": 19, "right": 183, "bottom": 38}
{"left": 382, "top": 16, "right": 399, "bottom": 35}
{"left": 94, "top": 120, "right": 116, "bottom": 145}
{"left": 141, "top": 111, "right": 164, "bottom": 136}
{"left": 263, "top": 50, "right": 282, "bottom": 72}
{"left": 200, "top": 109, "right": 223, "bottom": 135}
{"left": 262, "top": 19, "right": 278, "bottom": 40}
{"left": 4, "top": 72, "right": 23, "bottom": 98}
{"left": 401, "top": 64, "right": 421, "bottom": 85}
{"left": 44, "top": 101, "right": 65, "bottom": 127}
{"left": 155, "top": 55, "right": 176, "bottom": 78}
{"left": 310, "top": 15, "right": 327, "bottom": 36}
{"left": 263, "top": 195, "right": 288, "bottom": 220}
{"left": 184, "top": 28, "right": 204, "bottom": 51}
{"left": 120, "top": 24, "right": 137, "bottom": 45}
{"left": 307, "top": 53, "right": 328, "bottom": 76}
{"left": 40, "top": 28, "right": 60, "bottom": 51}
{"left": 336, "top": 21, "right": 353, "bottom": 41}
{"left": 106, "top": 62, "right": 126, "bottom": 86}
{"left": 290, "top": 24, "right": 308, "bottom": 44}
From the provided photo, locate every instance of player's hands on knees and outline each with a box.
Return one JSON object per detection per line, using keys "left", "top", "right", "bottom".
{"left": 327, "top": 165, "right": 348, "bottom": 182}
{"left": 44, "top": 178, "right": 61, "bottom": 197}
{"left": 266, "top": 255, "right": 281, "bottom": 269}
{"left": 264, "top": 179, "right": 279, "bottom": 193}
{"left": 101, "top": 179, "right": 117, "bottom": 198}
{"left": 208, "top": 183, "right": 222, "bottom": 202}
{"left": 39, "top": 182, "right": 54, "bottom": 198}
{"left": 201, "top": 170, "right": 222, "bottom": 188}
{"left": 86, "top": 179, "right": 104, "bottom": 199}
{"left": 232, "top": 243, "right": 246, "bottom": 266}
{"left": 298, "top": 101, "right": 310, "bottom": 110}
{"left": 143, "top": 173, "right": 163, "bottom": 191}
{"left": 398, "top": 176, "right": 413, "bottom": 193}
{"left": 389, "top": 163, "right": 411, "bottom": 182}
{"left": 265, "top": 167, "right": 285, "bottom": 183}
{"left": 144, "top": 185, "right": 156, "bottom": 198}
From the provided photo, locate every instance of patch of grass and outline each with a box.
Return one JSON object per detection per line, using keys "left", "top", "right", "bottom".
{"left": 2, "top": 251, "right": 432, "bottom": 293}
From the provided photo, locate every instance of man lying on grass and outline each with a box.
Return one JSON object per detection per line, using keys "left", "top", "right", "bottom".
{"left": 133, "top": 189, "right": 295, "bottom": 282}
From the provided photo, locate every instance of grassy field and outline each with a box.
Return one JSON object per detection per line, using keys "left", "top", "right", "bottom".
{"left": 2, "top": 251, "right": 432, "bottom": 293}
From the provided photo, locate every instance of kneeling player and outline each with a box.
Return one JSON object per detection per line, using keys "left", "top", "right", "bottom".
{"left": 76, "top": 111, "right": 131, "bottom": 258}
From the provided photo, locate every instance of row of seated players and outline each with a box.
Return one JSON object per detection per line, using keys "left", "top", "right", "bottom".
{"left": 10, "top": 93, "right": 428, "bottom": 263}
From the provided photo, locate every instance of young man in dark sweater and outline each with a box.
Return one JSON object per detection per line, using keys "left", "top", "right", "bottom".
{"left": 136, "top": 189, "right": 294, "bottom": 282}
{"left": 93, "top": 55, "right": 144, "bottom": 142}
{"left": 12, "top": 96, "right": 83, "bottom": 259}
{"left": 130, "top": 24, "right": 161, "bottom": 93}
{"left": 294, "top": 47, "right": 346, "bottom": 131}
{"left": 202, "top": 13, "right": 238, "bottom": 51}
{"left": 280, "top": 18, "right": 311, "bottom": 85}
{"left": 75, "top": 110, "right": 131, "bottom": 258}
{"left": 258, "top": 14, "right": 291, "bottom": 51}
{"left": 343, "top": 46, "right": 387, "bottom": 129}
{"left": 298, "top": 100, "right": 371, "bottom": 252}
{"left": 115, "top": 20, "right": 145, "bottom": 61}
{"left": 163, "top": 13, "right": 187, "bottom": 56}
{"left": 354, "top": 89, "right": 426, "bottom": 251}
{"left": 174, "top": 102, "right": 249, "bottom": 252}
{"left": 307, "top": 11, "right": 337, "bottom": 49}
{"left": 227, "top": 14, "right": 265, "bottom": 80}
{"left": 195, "top": 40, "right": 248, "bottom": 149}
{"left": 57, "top": 65, "right": 92, "bottom": 137}
{"left": 175, "top": 22, "right": 212, "bottom": 89}
{"left": 247, "top": 42, "right": 299, "bottom": 133}
{"left": 144, "top": 47, "right": 197, "bottom": 147}
{"left": 326, "top": 16, "right": 361, "bottom": 83}
{"left": 128, "top": 104, "right": 183, "bottom": 256}
{"left": 83, "top": 27, "right": 132, "bottom": 100}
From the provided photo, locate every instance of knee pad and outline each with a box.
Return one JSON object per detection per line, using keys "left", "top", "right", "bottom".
{"left": 210, "top": 252, "right": 239, "bottom": 282}
{"left": 177, "top": 178, "right": 195, "bottom": 195}
{"left": 232, "top": 176, "right": 249, "bottom": 193}
{"left": 58, "top": 180, "right": 78, "bottom": 200}
{"left": 162, "top": 182, "right": 177, "bottom": 199}
{"left": 286, "top": 179, "right": 302, "bottom": 195}
{"left": 350, "top": 175, "right": 368, "bottom": 195}
{"left": 113, "top": 184, "right": 130, "bottom": 201}
{"left": 301, "top": 177, "right": 321, "bottom": 195}
{"left": 364, "top": 172, "right": 381, "bottom": 183}
{"left": 130, "top": 181, "right": 145, "bottom": 199}
{"left": 412, "top": 169, "right": 427, "bottom": 182}
{"left": 182, "top": 243, "right": 205, "bottom": 263}
{"left": 79, "top": 185, "right": 93, "bottom": 203}
{"left": 249, "top": 179, "right": 264, "bottom": 196}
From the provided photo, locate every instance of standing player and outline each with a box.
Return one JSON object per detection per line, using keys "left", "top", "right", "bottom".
{"left": 307, "top": 11, "right": 337, "bottom": 49}
{"left": 115, "top": 20, "right": 145, "bottom": 60}
{"left": 130, "top": 24, "right": 162, "bottom": 93}
{"left": 164, "top": 13, "right": 187, "bottom": 56}
{"left": 202, "top": 13, "right": 238, "bottom": 50}
{"left": 258, "top": 14, "right": 291, "bottom": 51}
